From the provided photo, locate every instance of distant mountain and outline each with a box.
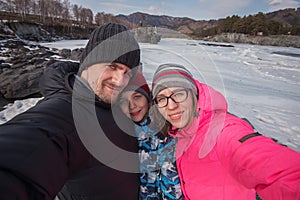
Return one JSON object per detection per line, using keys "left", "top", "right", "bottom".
{"left": 116, "top": 8, "right": 300, "bottom": 36}
{"left": 266, "top": 8, "right": 300, "bottom": 26}
{"left": 116, "top": 12, "right": 220, "bottom": 36}
{"left": 116, "top": 12, "right": 196, "bottom": 29}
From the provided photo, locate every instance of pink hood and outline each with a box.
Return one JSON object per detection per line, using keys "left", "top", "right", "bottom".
{"left": 173, "top": 80, "right": 228, "bottom": 158}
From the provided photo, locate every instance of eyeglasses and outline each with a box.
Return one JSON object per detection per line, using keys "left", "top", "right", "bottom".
{"left": 154, "top": 89, "right": 189, "bottom": 108}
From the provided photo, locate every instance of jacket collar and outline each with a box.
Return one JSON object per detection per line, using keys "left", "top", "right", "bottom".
{"left": 173, "top": 80, "right": 228, "bottom": 158}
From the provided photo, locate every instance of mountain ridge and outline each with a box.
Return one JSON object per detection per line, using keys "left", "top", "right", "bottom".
{"left": 116, "top": 8, "right": 300, "bottom": 36}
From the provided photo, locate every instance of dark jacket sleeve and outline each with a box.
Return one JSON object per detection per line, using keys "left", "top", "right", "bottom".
{"left": 0, "top": 97, "right": 90, "bottom": 199}
{"left": 0, "top": 61, "right": 89, "bottom": 199}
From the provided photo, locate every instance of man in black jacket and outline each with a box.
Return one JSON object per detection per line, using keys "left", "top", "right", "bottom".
{"left": 0, "top": 23, "right": 141, "bottom": 199}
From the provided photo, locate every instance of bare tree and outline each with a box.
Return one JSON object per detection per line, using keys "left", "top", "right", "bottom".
{"left": 49, "top": 0, "right": 60, "bottom": 20}
{"left": 85, "top": 8, "right": 93, "bottom": 25}
{"left": 5, "top": 0, "right": 15, "bottom": 13}
{"left": 78, "top": 7, "right": 93, "bottom": 27}
{"left": 72, "top": 4, "right": 79, "bottom": 22}
{"left": 38, "top": 0, "right": 47, "bottom": 23}
{"left": 24, "top": 0, "right": 32, "bottom": 15}
{"left": 31, "top": 0, "right": 39, "bottom": 15}
{"left": 14, "top": 0, "right": 25, "bottom": 17}
{"left": 62, "top": 0, "right": 70, "bottom": 21}
{"left": 62, "top": 0, "right": 71, "bottom": 33}
{"left": 11, "top": 0, "right": 32, "bottom": 20}
{"left": 95, "top": 12, "right": 105, "bottom": 25}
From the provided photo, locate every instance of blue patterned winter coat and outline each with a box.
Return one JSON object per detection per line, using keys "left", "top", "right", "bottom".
{"left": 135, "top": 117, "right": 183, "bottom": 200}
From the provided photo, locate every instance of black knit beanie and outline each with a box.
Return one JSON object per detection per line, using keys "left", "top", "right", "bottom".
{"left": 78, "top": 23, "right": 141, "bottom": 74}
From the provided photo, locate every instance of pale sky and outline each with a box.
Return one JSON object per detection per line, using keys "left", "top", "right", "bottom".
{"left": 68, "top": 0, "right": 300, "bottom": 20}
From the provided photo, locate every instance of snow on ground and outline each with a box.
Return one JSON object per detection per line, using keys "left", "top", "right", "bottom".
{"left": 1, "top": 38, "right": 300, "bottom": 151}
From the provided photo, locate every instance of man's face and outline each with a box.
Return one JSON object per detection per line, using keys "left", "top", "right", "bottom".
{"left": 81, "top": 63, "right": 133, "bottom": 104}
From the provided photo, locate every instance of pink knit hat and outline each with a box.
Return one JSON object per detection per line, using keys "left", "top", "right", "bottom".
{"left": 122, "top": 71, "right": 150, "bottom": 102}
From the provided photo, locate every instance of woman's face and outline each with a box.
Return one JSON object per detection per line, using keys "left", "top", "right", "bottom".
{"left": 120, "top": 91, "right": 149, "bottom": 122}
{"left": 155, "top": 87, "right": 195, "bottom": 129}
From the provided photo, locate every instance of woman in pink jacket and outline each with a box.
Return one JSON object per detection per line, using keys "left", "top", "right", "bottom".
{"left": 151, "top": 63, "right": 300, "bottom": 200}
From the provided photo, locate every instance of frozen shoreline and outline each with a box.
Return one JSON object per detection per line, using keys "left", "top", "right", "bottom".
{"left": 1, "top": 38, "right": 300, "bottom": 151}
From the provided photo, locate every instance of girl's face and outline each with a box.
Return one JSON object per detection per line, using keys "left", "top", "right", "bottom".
{"left": 120, "top": 91, "right": 149, "bottom": 123}
{"left": 155, "top": 87, "right": 195, "bottom": 129}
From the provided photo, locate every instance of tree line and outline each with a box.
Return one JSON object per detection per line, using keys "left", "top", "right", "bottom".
{"left": 198, "top": 12, "right": 300, "bottom": 37}
{"left": 1, "top": 0, "right": 299, "bottom": 37}
{"left": 0, "top": 0, "right": 129, "bottom": 28}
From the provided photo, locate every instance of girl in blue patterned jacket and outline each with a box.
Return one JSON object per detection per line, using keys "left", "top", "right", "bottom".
{"left": 119, "top": 71, "right": 183, "bottom": 200}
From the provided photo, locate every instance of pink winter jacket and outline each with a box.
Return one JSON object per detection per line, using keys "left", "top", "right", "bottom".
{"left": 172, "top": 80, "right": 300, "bottom": 200}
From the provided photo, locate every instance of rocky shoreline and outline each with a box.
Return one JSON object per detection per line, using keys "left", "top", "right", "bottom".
{"left": 202, "top": 33, "right": 300, "bottom": 48}
{"left": 0, "top": 38, "right": 82, "bottom": 103}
